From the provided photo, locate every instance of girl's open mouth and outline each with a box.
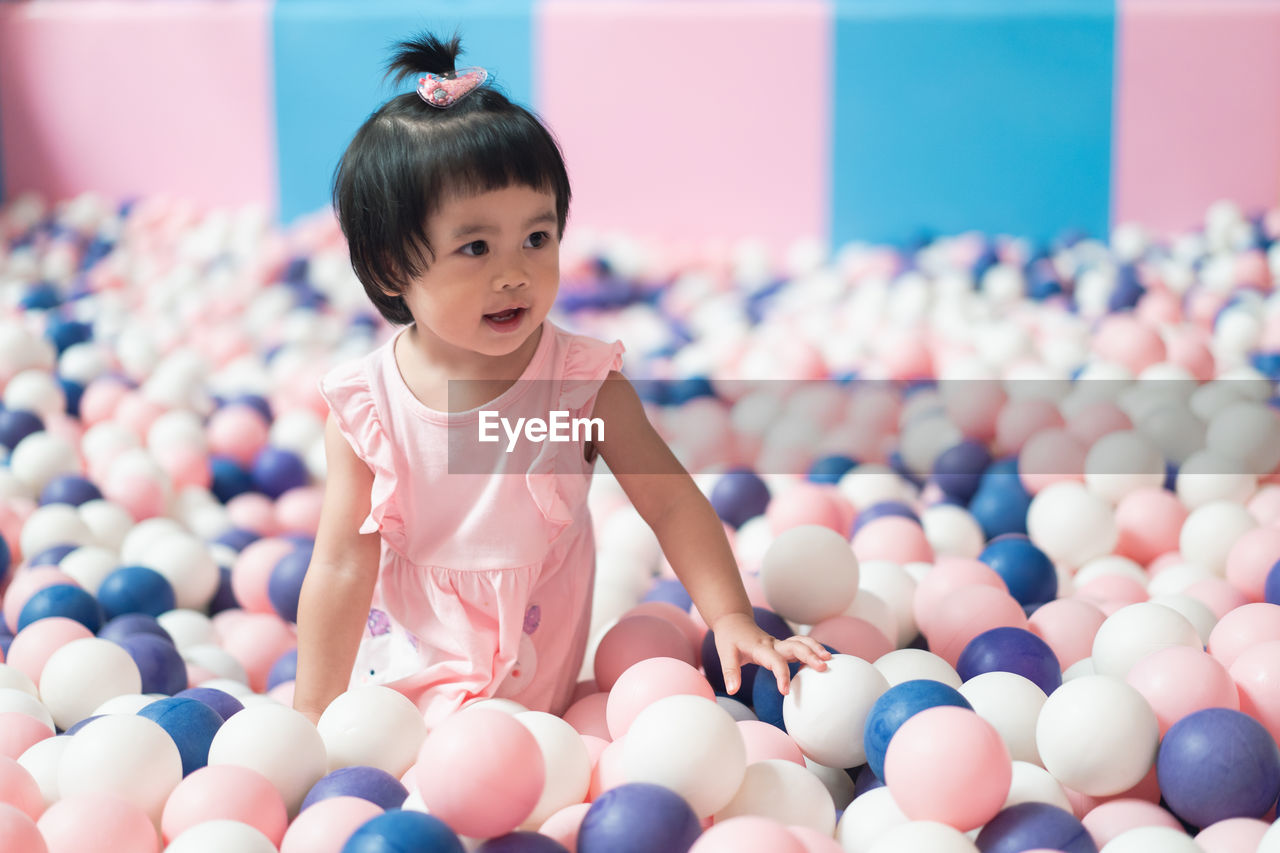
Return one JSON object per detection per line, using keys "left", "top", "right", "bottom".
{"left": 484, "top": 307, "right": 525, "bottom": 332}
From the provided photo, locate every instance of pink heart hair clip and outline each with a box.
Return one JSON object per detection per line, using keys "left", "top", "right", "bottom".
{"left": 417, "top": 67, "right": 489, "bottom": 109}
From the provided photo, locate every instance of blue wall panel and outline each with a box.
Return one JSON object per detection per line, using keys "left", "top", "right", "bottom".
{"left": 273, "top": 0, "right": 535, "bottom": 223}
{"left": 831, "top": 0, "right": 1116, "bottom": 249}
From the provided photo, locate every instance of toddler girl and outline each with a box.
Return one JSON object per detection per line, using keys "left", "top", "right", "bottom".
{"left": 293, "top": 32, "right": 830, "bottom": 727}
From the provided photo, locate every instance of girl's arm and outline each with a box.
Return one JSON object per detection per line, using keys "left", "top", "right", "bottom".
{"left": 592, "top": 372, "right": 830, "bottom": 696}
{"left": 293, "top": 412, "right": 383, "bottom": 725}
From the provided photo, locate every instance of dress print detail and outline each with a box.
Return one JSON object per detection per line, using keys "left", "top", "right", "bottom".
{"left": 523, "top": 604, "right": 541, "bottom": 635}
{"left": 367, "top": 608, "right": 391, "bottom": 636}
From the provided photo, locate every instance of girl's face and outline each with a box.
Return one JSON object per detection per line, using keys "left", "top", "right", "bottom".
{"left": 403, "top": 183, "right": 561, "bottom": 363}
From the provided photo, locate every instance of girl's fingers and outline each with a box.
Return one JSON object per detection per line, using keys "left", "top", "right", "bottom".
{"left": 717, "top": 640, "right": 743, "bottom": 695}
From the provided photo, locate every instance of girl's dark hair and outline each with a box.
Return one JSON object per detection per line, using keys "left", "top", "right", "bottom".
{"left": 332, "top": 31, "right": 572, "bottom": 325}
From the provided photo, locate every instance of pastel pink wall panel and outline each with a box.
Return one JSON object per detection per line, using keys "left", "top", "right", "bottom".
{"left": 0, "top": 1, "right": 275, "bottom": 211}
{"left": 1113, "top": 0, "right": 1280, "bottom": 234}
{"left": 537, "top": 0, "right": 830, "bottom": 257}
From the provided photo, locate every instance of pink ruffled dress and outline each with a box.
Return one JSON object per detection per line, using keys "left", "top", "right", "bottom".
{"left": 318, "top": 320, "right": 624, "bottom": 726}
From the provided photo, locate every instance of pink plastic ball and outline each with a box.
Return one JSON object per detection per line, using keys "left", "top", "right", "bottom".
{"left": 587, "top": 736, "right": 627, "bottom": 801}
{"left": 38, "top": 793, "right": 157, "bottom": 853}
{"left": 1136, "top": 289, "right": 1182, "bottom": 327}
{"left": 606, "top": 656, "right": 714, "bottom": 739}
{"left": 924, "top": 584, "right": 1028, "bottom": 667}
{"left": 414, "top": 707, "right": 544, "bottom": 837}
{"left": 624, "top": 602, "right": 705, "bottom": 667}
{"left": 913, "top": 557, "right": 1006, "bottom": 638}
{"left": 851, "top": 516, "right": 933, "bottom": 565}
{"left": 562, "top": 693, "right": 611, "bottom": 741}
{"left": 1247, "top": 488, "right": 1280, "bottom": 527}
{"left": 766, "top": 484, "right": 845, "bottom": 536}
{"left": 1125, "top": 646, "right": 1239, "bottom": 736}
{"left": 592, "top": 615, "right": 695, "bottom": 692}
{"left": 0, "top": 756, "right": 43, "bottom": 821}
{"left": 1066, "top": 401, "right": 1132, "bottom": 447}
{"left": 5, "top": 616, "right": 94, "bottom": 685}
{"left": 1195, "top": 817, "right": 1270, "bottom": 853}
{"left": 788, "top": 825, "right": 843, "bottom": 853}
{"left": 207, "top": 405, "right": 270, "bottom": 468}
{"left": 994, "top": 399, "right": 1065, "bottom": 456}
{"left": 279, "top": 795, "right": 383, "bottom": 853}
{"left": 162, "top": 764, "right": 288, "bottom": 845}
{"left": 1225, "top": 527, "right": 1280, "bottom": 602}
{"left": 539, "top": 802, "right": 591, "bottom": 851}
{"left": 1230, "top": 640, "right": 1280, "bottom": 744}
{"left": 1081, "top": 799, "right": 1183, "bottom": 847}
{"left": 1093, "top": 315, "right": 1166, "bottom": 375}
{"left": 275, "top": 487, "right": 325, "bottom": 537}
{"left": 1208, "top": 602, "right": 1280, "bottom": 669}
{"left": 1018, "top": 429, "right": 1086, "bottom": 494}
{"left": 1184, "top": 577, "right": 1250, "bottom": 621}
{"left": 3, "top": 569, "right": 79, "bottom": 634}
{"left": 153, "top": 445, "right": 211, "bottom": 491}
{"left": 0, "top": 712, "right": 52, "bottom": 760}
{"left": 689, "top": 815, "right": 804, "bottom": 853}
{"left": 79, "top": 377, "right": 130, "bottom": 427}
{"left": 0, "top": 802, "right": 46, "bottom": 853}
{"left": 217, "top": 611, "right": 297, "bottom": 692}
{"left": 807, "top": 616, "right": 892, "bottom": 662}
{"left": 884, "top": 706, "right": 1012, "bottom": 831}
{"left": 1163, "top": 330, "right": 1215, "bottom": 380}
{"left": 1114, "top": 488, "right": 1187, "bottom": 567}
{"left": 946, "top": 382, "right": 1006, "bottom": 443}
{"left": 103, "top": 465, "right": 167, "bottom": 521}
{"left": 226, "top": 492, "right": 281, "bottom": 538}
{"left": 1028, "top": 598, "right": 1107, "bottom": 670}
{"left": 1073, "top": 575, "right": 1149, "bottom": 610}
{"left": 231, "top": 538, "right": 297, "bottom": 616}
{"left": 737, "top": 720, "right": 804, "bottom": 766}
{"left": 1064, "top": 765, "right": 1162, "bottom": 817}
{"left": 569, "top": 680, "right": 598, "bottom": 705}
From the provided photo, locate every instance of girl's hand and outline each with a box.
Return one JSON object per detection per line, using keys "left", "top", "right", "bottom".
{"left": 711, "top": 612, "right": 832, "bottom": 697}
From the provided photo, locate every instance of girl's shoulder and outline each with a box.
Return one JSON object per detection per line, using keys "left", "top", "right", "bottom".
{"left": 543, "top": 321, "right": 626, "bottom": 383}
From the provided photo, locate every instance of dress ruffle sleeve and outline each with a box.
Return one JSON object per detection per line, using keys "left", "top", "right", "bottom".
{"left": 526, "top": 334, "right": 625, "bottom": 534}
{"left": 317, "top": 359, "right": 407, "bottom": 552}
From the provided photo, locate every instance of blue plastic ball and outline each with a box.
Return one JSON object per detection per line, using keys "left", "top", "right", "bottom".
{"left": 578, "top": 783, "right": 701, "bottom": 853}
{"left": 96, "top": 566, "right": 176, "bottom": 620}
{"left": 18, "top": 584, "right": 104, "bottom": 632}
{"left": 863, "top": 679, "right": 972, "bottom": 780}
{"left": 303, "top": 766, "right": 408, "bottom": 812}
{"left": 267, "top": 648, "right": 298, "bottom": 691}
{"left": 475, "top": 832, "right": 569, "bottom": 852}
{"left": 138, "top": 696, "right": 224, "bottom": 776}
{"left": 968, "top": 483, "right": 1031, "bottom": 539}
{"left": 807, "top": 455, "right": 858, "bottom": 485}
{"left": 251, "top": 447, "right": 309, "bottom": 500}
{"left": 979, "top": 535, "right": 1057, "bottom": 607}
{"left": 641, "top": 579, "right": 692, "bottom": 611}
{"left": 225, "top": 393, "right": 273, "bottom": 423}
{"left": 709, "top": 469, "right": 771, "bottom": 529}
{"left": 0, "top": 536, "right": 9, "bottom": 586}
{"left": 269, "top": 545, "right": 312, "bottom": 623}
{"left": 208, "top": 565, "right": 240, "bottom": 615}
{"left": 28, "top": 544, "right": 77, "bottom": 568}
{"left": 0, "top": 409, "right": 43, "bottom": 450}
{"left": 1264, "top": 559, "right": 1280, "bottom": 606}
{"left": 174, "top": 686, "right": 244, "bottom": 721}
{"left": 341, "top": 810, "right": 464, "bottom": 853}
{"left": 957, "top": 627, "right": 1062, "bottom": 696}
{"left": 98, "top": 613, "right": 173, "bottom": 645}
{"left": 39, "top": 475, "right": 103, "bottom": 507}
{"left": 750, "top": 661, "right": 803, "bottom": 730}
{"left": 45, "top": 319, "right": 93, "bottom": 355}
{"left": 116, "top": 633, "right": 186, "bottom": 695}
{"left": 210, "top": 455, "right": 255, "bottom": 503}
{"left": 20, "top": 282, "right": 61, "bottom": 310}
{"left": 214, "top": 527, "right": 260, "bottom": 553}
{"left": 975, "top": 802, "right": 1096, "bottom": 853}
{"left": 931, "top": 440, "right": 993, "bottom": 503}
{"left": 1157, "top": 708, "right": 1280, "bottom": 828}
{"left": 851, "top": 501, "right": 919, "bottom": 536}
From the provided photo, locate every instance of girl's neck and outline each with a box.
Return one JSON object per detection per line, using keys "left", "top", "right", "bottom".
{"left": 405, "top": 322, "right": 544, "bottom": 381}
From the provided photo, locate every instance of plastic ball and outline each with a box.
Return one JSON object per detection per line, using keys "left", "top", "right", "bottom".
{"left": 782, "top": 654, "right": 888, "bottom": 768}
{"left": 975, "top": 802, "right": 1096, "bottom": 853}
{"left": 17, "top": 583, "right": 103, "bottom": 633}
{"left": 1124, "top": 646, "right": 1238, "bottom": 736}
{"left": 207, "top": 702, "right": 328, "bottom": 816}
{"left": 58, "top": 714, "right": 182, "bottom": 823}
{"left": 252, "top": 447, "right": 310, "bottom": 499}
{"left": 280, "top": 795, "right": 383, "bottom": 853}
{"left": 884, "top": 706, "right": 1011, "bottom": 832}
{"left": 116, "top": 632, "right": 187, "bottom": 695}
{"left": 960, "top": 671, "right": 1049, "bottom": 766}
{"left": 99, "top": 612, "right": 172, "bottom": 644}
{"left": 162, "top": 764, "right": 288, "bottom": 846}
{"left": 759, "top": 525, "right": 859, "bottom": 626}
{"left": 415, "top": 707, "right": 544, "bottom": 837}
{"left": 606, "top": 656, "right": 714, "bottom": 739}
{"left": 1114, "top": 488, "right": 1186, "bottom": 567}
{"left": 0, "top": 410, "right": 44, "bottom": 451}
{"left": 1091, "top": 602, "right": 1200, "bottom": 679}
{"left": 1180, "top": 500, "right": 1258, "bottom": 576}
{"left": 38, "top": 636, "right": 141, "bottom": 729}
{"left": 874, "top": 648, "right": 962, "bottom": 689}
{"left": 852, "top": 516, "right": 933, "bottom": 566}
{"left": 302, "top": 766, "right": 406, "bottom": 812}
{"left": 688, "top": 815, "right": 804, "bottom": 852}
{"left": 710, "top": 469, "right": 771, "bottom": 528}
{"left": 979, "top": 536, "right": 1058, "bottom": 608}
{"left": 0, "top": 801, "right": 47, "bottom": 853}
{"left": 713, "top": 758, "right": 834, "bottom": 834}
{"left": 931, "top": 440, "right": 992, "bottom": 503}
{"left": 514, "top": 711, "right": 591, "bottom": 828}
{"left": 1157, "top": 708, "right": 1280, "bottom": 828}
{"left": 138, "top": 696, "right": 224, "bottom": 776}
{"left": 622, "top": 694, "right": 745, "bottom": 818}
{"left": 137, "top": 532, "right": 220, "bottom": 612}
{"left": 577, "top": 782, "right": 702, "bottom": 853}
{"left": 1226, "top": 526, "right": 1280, "bottom": 602}
{"left": 474, "top": 831, "right": 570, "bottom": 852}
{"left": 1026, "top": 482, "right": 1118, "bottom": 568}
{"left": 1035, "top": 676, "right": 1158, "bottom": 797}
{"left": 96, "top": 565, "right": 176, "bottom": 621}
{"left": 924, "top": 584, "right": 1029, "bottom": 667}
{"left": 166, "top": 819, "right": 278, "bottom": 853}
{"left": 594, "top": 615, "right": 695, "bottom": 693}
{"left": 38, "top": 475, "right": 101, "bottom": 508}
{"left": 957, "top": 627, "right": 1062, "bottom": 695}
{"left": 268, "top": 544, "right": 311, "bottom": 623}
{"left": 1194, "top": 817, "right": 1270, "bottom": 853}
{"left": 1209, "top": 602, "right": 1280, "bottom": 669}
{"left": 863, "top": 679, "right": 972, "bottom": 780}
{"left": 1084, "top": 430, "right": 1167, "bottom": 503}
{"left": 37, "top": 792, "right": 158, "bottom": 853}
{"left": 316, "top": 685, "right": 426, "bottom": 776}
{"left": 175, "top": 685, "right": 245, "bottom": 721}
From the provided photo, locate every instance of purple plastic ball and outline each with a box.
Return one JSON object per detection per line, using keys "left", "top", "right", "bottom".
{"left": 98, "top": 613, "right": 173, "bottom": 645}
{"left": 174, "top": 686, "right": 245, "bottom": 721}
{"left": 475, "top": 832, "right": 569, "bottom": 853}
{"left": 578, "top": 783, "right": 701, "bottom": 853}
{"left": 1158, "top": 708, "right": 1280, "bottom": 828}
{"left": 251, "top": 447, "right": 309, "bottom": 499}
{"left": 268, "top": 546, "right": 311, "bottom": 623}
{"left": 975, "top": 802, "right": 1096, "bottom": 853}
{"left": 931, "top": 440, "right": 993, "bottom": 503}
{"left": 302, "top": 765, "right": 408, "bottom": 812}
{"left": 957, "top": 627, "right": 1062, "bottom": 695}
{"left": 709, "top": 469, "right": 770, "bottom": 528}
{"left": 116, "top": 633, "right": 187, "bottom": 696}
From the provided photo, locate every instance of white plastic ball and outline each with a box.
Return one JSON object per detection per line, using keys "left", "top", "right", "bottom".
{"left": 857, "top": 561, "right": 918, "bottom": 647}
{"left": 515, "top": 711, "right": 591, "bottom": 829}
{"left": 920, "top": 503, "right": 984, "bottom": 559}
{"left": 146, "top": 409, "right": 207, "bottom": 456}
{"left": 316, "top": 685, "right": 427, "bottom": 776}
{"left": 17, "top": 733, "right": 70, "bottom": 808}
{"left": 118, "top": 516, "right": 185, "bottom": 565}
{"left": 463, "top": 698, "right": 528, "bottom": 716}
{"left": 1207, "top": 400, "right": 1280, "bottom": 474}
{"left": 1064, "top": 658, "right": 1096, "bottom": 681}
{"left": 182, "top": 644, "right": 249, "bottom": 685}
{"left": 1149, "top": 594, "right": 1218, "bottom": 645}
{"left": 760, "top": 525, "right": 859, "bottom": 626}
{"left": 0, "top": 664, "right": 38, "bottom": 697}
{"left": 595, "top": 548, "right": 655, "bottom": 600}
{"left": 93, "top": 693, "right": 163, "bottom": 716}
{"left": 3, "top": 370, "right": 66, "bottom": 423}
{"left": 1004, "top": 760, "right": 1072, "bottom": 812}
{"left": 1260, "top": 817, "right": 1280, "bottom": 853}
{"left": 38, "top": 637, "right": 142, "bottom": 730}
{"left": 0, "top": 687, "right": 54, "bottom": 731}
{"left": 839, "top": 465, "right": 916, "bottom": 510}
{"left": 782, "top": 654, "right": 889, "bottom": 768}
{"left": 1035, "top": 675, "right": 1158, "bottom": 796}
{"left": 10, "top": 431, "right": 81, "bottom": 493}
{"left": 598, "top": 506, "right": 662, "bottom": 572}
{"left": 1099, "top": 825, "right": 1201, "bottom": 853}
{"left": 57, "top": 546, "right": 120, "bottom": 595}
{"left": 1176, "top": 450, "right": 1258, "bottom": 509}
{"left": 269, "top": 409, "right": 324, "bottom": 456}
{"left": 732, "top": 516, "right": 775, "bottom": 573}
{"left": 57, "top": 342, "right": 112, "bottom": 385}
{"left": 802, "top": 756, "right": 856, "bottom": 811}
{"left": 1084, "top": 430, "right": 1166, "bottom": 503}
{"left": 867, "top": 820, "right": 979, "bottom": 853}
{"left": 19, "top": 502, "right": 94, "bottom": 560}
{"left": 207, "top": 702, "right": 327, "bottom": 816}
{"left": 715, "top": 696, "right": 757, "bottom": 722}
{"left": 836, "top": 785, "right": 907, "bottom": 852}
{"left": 1145, "top": 563, "right": 1214, "bottom": 597}
{"left": 165, "top": 819, "right": 277, "bottom": 853}
{"left": 156, "top": 609, "right": 216, "bottom": 651}
{"left": 874, "top": 649, "right": 962, "bottom": 689}
{"left": 959, "top": 672, "right": 1047, "bottom": 765}
{"left": 713, "top": 758, "right": 835, "bottom": 835}
{"left": 81, "top": 422, "right": 140, "bottom": 469}
{"left": 0, "top": 468, "right": 32, "bottom": 501}
{"left": 138, "top": 532, "right": 220, "bottom": 610}
{"left": 1073, "top": 556, "right": 1148, "bottom": 589}
{"left": 0, "top": 324, "right": 55, "bottom": 377}
{"left": 1027, "top": 482, "right": 1118, "bottom": 567}
{"left": 622, "top": 694, "right": 745, "bottom": 818}
{"left": 58, "top": 714, "right": 182, "bottom": 823}
{"left": 843, "top": 590, "right": 897, "bottom": 647}
{"left": 1180, "top": 500, "right": 1258, "bottom": 575}
{"left": 198, "top": 678, "right": 254, "bottom": 698}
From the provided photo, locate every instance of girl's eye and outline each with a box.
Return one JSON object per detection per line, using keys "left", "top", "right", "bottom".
{"left": 527, "top": 231, "right": 552, "bottom": 249}
{"left": 460, "top": 240, "right": 488, "bottom": 257}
